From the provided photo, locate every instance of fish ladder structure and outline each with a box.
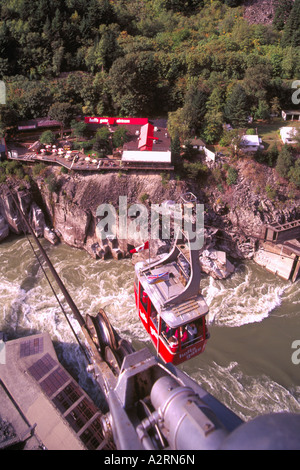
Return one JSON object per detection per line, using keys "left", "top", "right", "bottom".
{"left": 255, "top": 219, "right": 300, "bottom": 282}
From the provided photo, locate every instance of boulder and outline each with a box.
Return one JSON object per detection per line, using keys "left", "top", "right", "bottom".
{"left": 30, "top": 202, "right": 45, "bottom": 237}
{"left": 44, "top": 226, "right": 59, "bottom": 245}
{"left": 0, "top": 215, "right": 9, "bottom": 242}
{"left": 200, "top": 249, "right": 235, "bottom": 280}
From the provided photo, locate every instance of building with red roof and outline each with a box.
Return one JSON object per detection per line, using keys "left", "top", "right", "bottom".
{"left": 138, "top": 123, "right": 158, "bottom": 151}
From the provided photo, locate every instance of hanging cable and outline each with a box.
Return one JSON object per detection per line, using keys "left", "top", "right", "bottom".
{"left": 25, "top": 232, "right": 90, "bottom": 363}
{"left": 7, "top": 185, "right": 91, "bottom": 363}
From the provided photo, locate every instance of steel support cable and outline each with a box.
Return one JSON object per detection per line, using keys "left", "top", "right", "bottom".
{"left": 7, "top": 186, "right": 90, "bottom": 363}
{"left": 24, "top": 231, "right": 90, "bottom": 363}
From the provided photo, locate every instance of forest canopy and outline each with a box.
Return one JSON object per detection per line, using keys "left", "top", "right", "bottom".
{"left": 1, "top": 0, "right": 300, "bottom": 143}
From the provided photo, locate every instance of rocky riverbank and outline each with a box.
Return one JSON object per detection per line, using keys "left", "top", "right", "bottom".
{"left": 0, "top": 167, "right": 299, "bottom": 280}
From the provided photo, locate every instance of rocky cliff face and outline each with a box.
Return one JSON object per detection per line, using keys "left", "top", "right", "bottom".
{"left": 0, "top": 184, "right": 59, "bottom": 245}
{"left": 0, "top": 171, "right": 190, "bottom": 259}
{"left": 0, "top": 168, "right": 299, "bottom": 266}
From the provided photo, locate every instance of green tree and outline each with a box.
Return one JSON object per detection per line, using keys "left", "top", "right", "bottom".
{"left": 224, "top": 85, "right": 249, "bottom": 128}
{"left": 40, "top": 130, "right": 55, "bottom": 145}
{"left": 112, "top": 126, "right": 129, "bottom": 148}
{"left": 183, "top": 161, "right": 208, "bottom": 180}
{"left": 162, "top": 0, "right": 204, "bottom": 14}
{"left": 223, "top": 0, "right": 243, "bottom": 6}
{"left": 7, "top": 79, "right": 53, "bottom": 121}
{"left": 281, "top": 46, "right": 297, "bottom": 79}
{"left": 204, "top": 111, "right": 223, "bottom": 144}
{"left": 181, "top": 85, "right": 208, "bottom": 136}
{"left": 52, "top": 45, "right": 65, "bottom": 76}
{"left": 243, "top": 64, "right": 272, "bottom": 107}
{"left": 93, "top": 127, "right": 111, "bottom": 155}
{"left": 71, "top": 120, "right": 87, "bottom": 140}
{"left": 108, "top": 52, "right": 157, "bottom": 115}
{"left": 48, "top": 102, "right": 77, "bottom": 138}
{"left": 273, "top": 0, "right": 294, "bottom": 30}
{"left": 97, "top": 24, "right": 121, "bottom": 72}
{"left": 288, "top": 159, "right": 300, "bottom": 187}
{"left": 266, "top": 144, "right": 279, "bottom": 167}
{"left": 171, "top": 133, "right": 181, "bottom": 166}
{"left": 275, "top": 145, "right": 293, "bottom": 178}
{"left": 203, "top": 88, "right": 224, "bottom": 144}
{"left": 282, "top": 0, "right": 300, "bottom": 47}
{"left": 0, "top": 21, "right": 16, "bottom": 75}
{"left": 168, "top": 107, "right": 190, "bottom": 141}
{"left": 270, "top": 96, "right": 281, "bottom": 117}
{"left": 255, "top": 100, "right": 270, "bottom": 120}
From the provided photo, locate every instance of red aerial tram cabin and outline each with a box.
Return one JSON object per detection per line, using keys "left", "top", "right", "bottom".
{"left": 134, "top": 232, "right": 210, "bottom": 365}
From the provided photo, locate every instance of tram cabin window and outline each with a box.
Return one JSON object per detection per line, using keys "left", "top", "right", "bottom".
{"left": 186, "top": 322, "right": 198, "bottom": 341}
{"left": 139, "top": 285, "right": 148, "bottom": 309}
{"left": 150, "top": 303, "right": 158, "bottom": 326}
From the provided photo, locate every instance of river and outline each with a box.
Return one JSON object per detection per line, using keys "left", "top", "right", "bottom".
{"left": 0, "top": 235, "right": 299, "bottom": 421}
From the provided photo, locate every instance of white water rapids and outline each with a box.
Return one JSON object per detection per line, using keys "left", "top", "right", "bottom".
{"left": 0, "top": 236, "right": 299, "bottom": 420}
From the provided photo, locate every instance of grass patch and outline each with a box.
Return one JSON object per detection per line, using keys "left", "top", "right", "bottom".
{"left": 255, "top": 119, "right": 300, "bottom": 150}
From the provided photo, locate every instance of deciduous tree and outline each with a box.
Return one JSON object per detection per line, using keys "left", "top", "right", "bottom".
{"left": 48, "top": 102, "right": 77, "bottom": 138}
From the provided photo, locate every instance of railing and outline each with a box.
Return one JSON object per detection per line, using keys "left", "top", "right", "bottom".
{"left": 7, "top": 152, "right": 173, "bottom": 172}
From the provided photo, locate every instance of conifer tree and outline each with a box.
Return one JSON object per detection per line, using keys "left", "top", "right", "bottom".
{"left": 273, "top": 0, "right": 293, "bottom": 30}
{"left": 224, "top": 0, "right": 242, "bottom": 6}
{"left": 224, "top": 85, "right": 249, "bottom": 128}
{"left": 282, "top": 0, "right": 300, "bottom": 47}
{"left": 204, "top": 88, "right": 224, "bottom": 143}
{"left": 275, "top": 145, "right": 293, "bottom": 178}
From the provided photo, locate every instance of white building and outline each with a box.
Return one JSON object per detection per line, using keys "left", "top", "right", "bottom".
{"left": 122, "top": 150, "right": 172, "bottom": 166}
{"left": 280, "top": 127, "right": 298, "bottom": 145}
{"left": 282, "top": 110, "right": 300, "bottom": 121}
{"left": 240, "top": 135, "right": 263, "bottom": 152}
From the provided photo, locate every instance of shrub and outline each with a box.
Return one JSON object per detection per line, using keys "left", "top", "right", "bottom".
{"left": 212, "top": 167, "right": 223, "bottom": 183}
{"left": 140, "top": 193, "right": 149, "bottom": 203}
{"left": 5, "top": 160, "right": 21, "bottom": 175}
{"left": 46, "top": 174, "right": 60, "bottom": 193}
{"left": 266, "top": 144, "right": 279, "bottom": 167}
{"left": 32, "top": 163, "right": 46, "bottom": 177}
{"left": 226, "top": 167, "right": 238, "bottom": 185}
{"left": 60, "top": 166, "right": 68, "bottom": 174}
{"left": 265, "top": 184, "right": 277, "bottom": 200}
{"left": 15, "top": 167, "right": 25, "bottom": 179}
{"left": 161, "top": 172, "right": 170, "bottom": 186}
{"left": 255, "top": 145, "right": 278, "bottom": 167}
{"left": 288, "top": 159, "right": 300, "bottom": 187}
{"left": 73, "top": 140, "right": 95, "bottom": 151}
{"left": 40, "top": 130, "right": 55, "bottom": 145}
{"left": 0, "top": 173, "right": 6, "bottom": 183}
{"left": 183, "top": 161, "right": 208, "bottom": 180}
